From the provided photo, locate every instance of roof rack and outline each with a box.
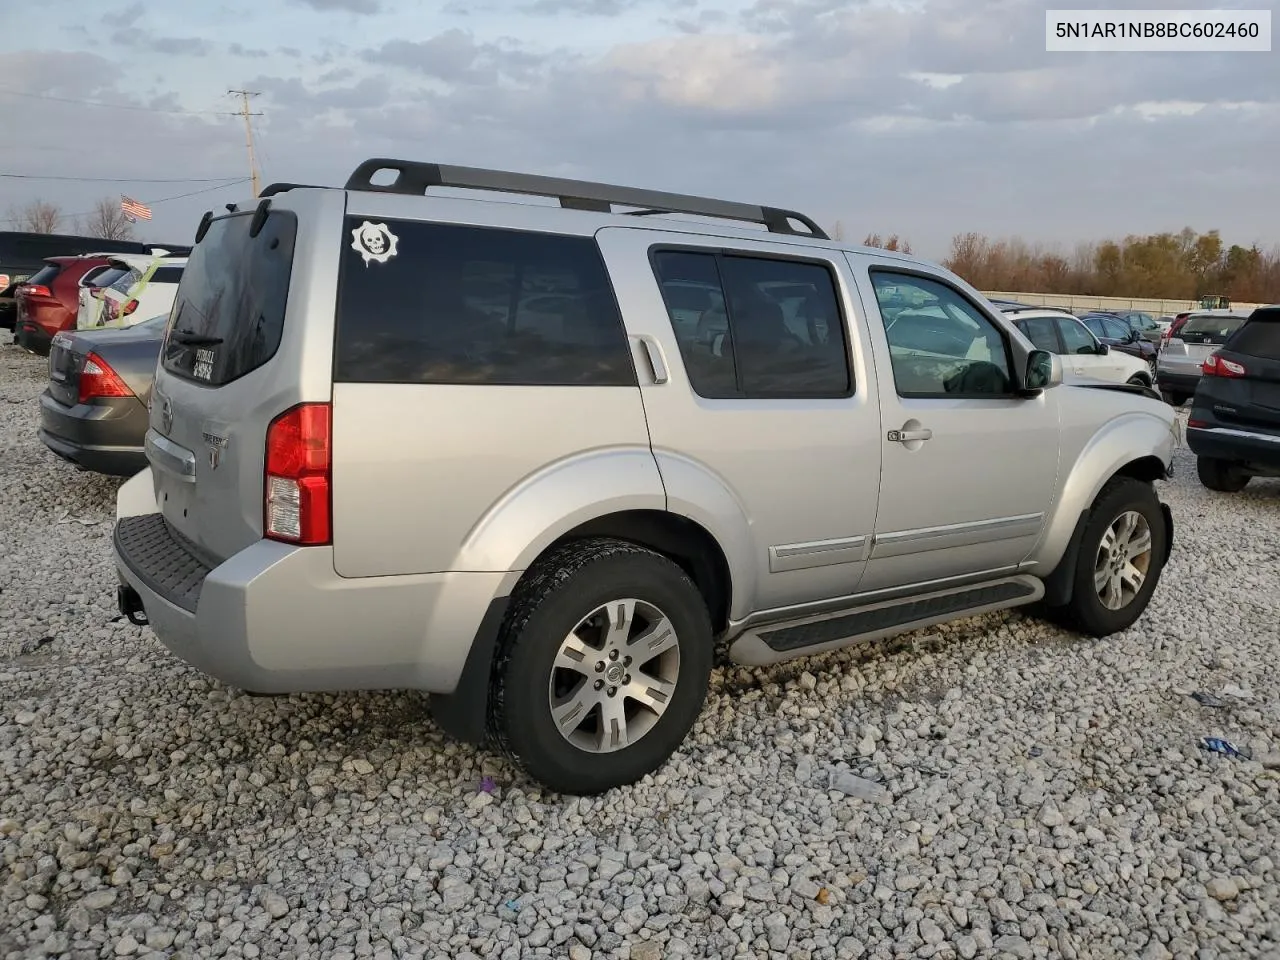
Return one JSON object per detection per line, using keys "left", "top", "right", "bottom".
{"left": 343, "top": 158, "right": 829, "bottom": 239}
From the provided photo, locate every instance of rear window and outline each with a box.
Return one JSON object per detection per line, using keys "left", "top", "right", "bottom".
{"left": 25, "top": 263, "right": 61, "bottom": 287}
{"left": 161, "top": 210, "right": 297, "bottom": 386}
{"left": 88, "top": 266, "right": 129, "bottom": 289}
{"left": 1180, "top": 314, "right": 1246, "bottom": 342}
{"left": 334, "top": 218, "right": 634, "bottom": 386}
{"left": 108, "top": 267, "right": 143, "bottom": 295}
{"left": 1227, "top": 309, "right": 1280, "bottom": 359}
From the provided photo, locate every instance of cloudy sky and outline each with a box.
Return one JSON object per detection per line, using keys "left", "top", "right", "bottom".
{"left": 1, "top": 0, "right": 1277, "bottom": 258}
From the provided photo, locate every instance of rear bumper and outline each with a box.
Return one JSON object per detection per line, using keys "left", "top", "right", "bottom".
{"left": 16, "top": 321, "right": 53, "bottom": 355}
{"left": 1186, "top": 425, "right": 1280, "bottom": 472}
{"left": 1154, "top": 371, "right": 1199, "bottom": 396}
{"left": 39, "top": 391, "right": 149, "bottom": 476}
{"left": 112, "top": 470, "right": 511, "bottom": 695}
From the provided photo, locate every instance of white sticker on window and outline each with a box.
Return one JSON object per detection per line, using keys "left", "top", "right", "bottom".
{"left": 351, "top": 221, "right": 399, "bottom": 266}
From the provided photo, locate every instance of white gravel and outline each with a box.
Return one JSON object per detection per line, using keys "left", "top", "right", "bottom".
{"left": 2, "top": 340, "right": 1279, "bottom": 960}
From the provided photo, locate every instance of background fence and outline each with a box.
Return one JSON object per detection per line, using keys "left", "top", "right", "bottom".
{"left": 981, "top": 291, "right": 1265, "bottom": 315}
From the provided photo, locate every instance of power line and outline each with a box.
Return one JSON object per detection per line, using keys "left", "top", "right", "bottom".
{"left": 1, "top": 173, "right": 247, "bottom": 184}
{"left": 0, "top": 178, "right": 252, "bottom": 226}
{"left": 0, "top": 87, "right": 236, "bottom": 117}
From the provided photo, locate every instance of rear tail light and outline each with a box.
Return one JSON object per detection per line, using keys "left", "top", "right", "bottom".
{"left": 78, "top": 352, "right": 134, "bottom": 403}
{"left": 1187, "top": 419, "right": 1208, "bottom": 428}
{"left": 1202, "top": 353, "right": 1246, "bottom": 377}
{"left": 22, "top": 284, "right": 52, "bottom": 299}
{"left": 264, "top": 403, "right": 332, "bottom": 546}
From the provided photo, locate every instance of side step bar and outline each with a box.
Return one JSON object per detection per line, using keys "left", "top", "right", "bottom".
{"left": 727, "top": 575, "right": 1043, "bottom": 666}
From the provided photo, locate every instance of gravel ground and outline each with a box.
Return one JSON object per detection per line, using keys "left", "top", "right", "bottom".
{"left": 2, "top": 339, "right": 1279, "bottom": 960}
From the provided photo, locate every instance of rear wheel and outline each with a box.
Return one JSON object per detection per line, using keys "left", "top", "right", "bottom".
{"left": 1161, "top": 390, "right": 1189, "bottom": 406}
{"left": 1197, "top": 456, "right": 1251, "bottom": 493}
{"left": 489, "top": 538, "right": 713, "bottom": 795}
{"left": 1126, "top": 374, "right": 1151, "bottom": 388}
{"left": 1042, "top": 477, "right": 1168, "bottom": 637}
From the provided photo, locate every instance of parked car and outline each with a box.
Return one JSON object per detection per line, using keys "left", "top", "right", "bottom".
{"left": 38, "top": 314, "right": 168, "bottom": 476}
{"left": 1185, "top": 306, "right": 1280, "bottom": 492}
{"left": 80, "top": 253, "right": 186, "bottom": 330}
{"left": 1080, "top": 313, "right": 1159, "bottom": 370}
{"left": 1003, "top": 308, "right": 1155, "bottom": 387}
{"left": 13, "top": 255, "right": 122, "bottom": 355}
{"left": 1, "top": 232, "right": 187, "bottom": 331}
{"left": 1107, "top": 309, "right": 1168, "bottom": 342}
{"left": 1156, "top": 311, "right": 1251, "bottom": 405}
{"left": 1159, "top": 311, "right": 1194, "bottom": 353}
{"left": 113, "top": 160, "right": 1176, "bottom": 795}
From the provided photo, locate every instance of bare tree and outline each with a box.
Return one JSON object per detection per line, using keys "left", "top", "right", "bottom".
{"left": 78, "top": 198, "right": 135, "bottom": 241}
{"left": 831, "top": 220, "right": 845, "bottom": 241}
{"left": 6, "top": 199, "right": 63, "bottom": 233}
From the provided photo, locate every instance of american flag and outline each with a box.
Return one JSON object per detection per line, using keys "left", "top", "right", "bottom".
{"left": 120, "top": 195, "right": 152, "bottom": 222}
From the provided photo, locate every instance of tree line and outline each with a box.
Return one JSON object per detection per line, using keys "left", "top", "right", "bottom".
{"left": 4, "top": 198, "right": 136, "bottom": 241}
{"left": 849, "top": 226, "right": 1279, "bottom": 302}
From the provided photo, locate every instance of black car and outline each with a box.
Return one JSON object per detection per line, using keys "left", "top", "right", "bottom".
{"left": 1081, "top": 314, "right": 1158, "bottom": 369}
{"left": 1, "top": 232, "right": 189, "bottom": 333}
{"left": 1185, "top": 306, "right": 1280, "bottom": 492}
{"left": 38, "top": 314, "right": 167, "bottom": 476}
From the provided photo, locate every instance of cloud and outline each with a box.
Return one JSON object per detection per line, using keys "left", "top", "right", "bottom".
{"left": 365, "top": 31, "right": 550, "bottom": 85}
{"left": 149, "top": 36, "right": 217, "bottom": 56}
{"left": 520, "top": 0, "right": 632, "bottom": 14}
{"left": 104, "top": 1, "right": 145, "bottom": 28}
{"left": 229, "top": 43, "right": 271, "bottom": 59}
{"left": 4, "top": 0, "right": 1278, "bottom": 258}
{"left": 293, "top": 0, "right": 380, "bottom": 12}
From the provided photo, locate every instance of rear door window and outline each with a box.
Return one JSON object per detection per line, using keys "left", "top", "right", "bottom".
{"left": 161, "top": 210, "right": 297, "bottom": 386}
{"left": 334, "top": 218, "right": 634, "bottom": 386}
{"left": 1018, "top": 316, "right": 1060, "bottom": 352}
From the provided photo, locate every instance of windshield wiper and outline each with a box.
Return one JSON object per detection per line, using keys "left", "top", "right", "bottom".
{"left": 170, "top": 329, "right": 223, "bottom": 347}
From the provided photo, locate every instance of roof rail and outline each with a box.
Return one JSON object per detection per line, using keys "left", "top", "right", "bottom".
{"left": 259, "top": 182, "right": 328, "bottom": 197}
{"left": 343, "top": 158, "right": 829, "bottom": 239}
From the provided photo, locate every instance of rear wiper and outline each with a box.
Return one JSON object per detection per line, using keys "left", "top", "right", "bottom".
{"left": 170, "top": 329, "right": 223, "bottom": 347}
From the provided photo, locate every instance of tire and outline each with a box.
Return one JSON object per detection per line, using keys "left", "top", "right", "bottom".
{"left": 1161, "top": 390, "right": 1188, "bottom": 407}
{"left": 489, "top": 537, "right": 713, "bottom": 795}
{"left": 1126, "top": 375, "right": 1151, "bottom": 388}
{"left": 1197, "top": 456, "right": 1251, "bottom": 493}
{"left": 1045, "top": 477, "right": 1168, "bottom": 638}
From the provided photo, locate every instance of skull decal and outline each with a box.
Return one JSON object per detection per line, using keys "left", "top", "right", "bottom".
{"left": 351, "top": 220, "right": 399, "bottom": 265}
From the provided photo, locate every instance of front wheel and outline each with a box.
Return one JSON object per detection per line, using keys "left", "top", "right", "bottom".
{"left": 1047, "top": 477, "right": 1168, "bottom": 637}
{"left": 1126, "top": 374, "right": 1151, "bottom": 388}
{"left": 1197, "top": 456, "right": 1251, "bottom": 493}
{"left": 489, "top": 538, "right": 713, "bottom": 795}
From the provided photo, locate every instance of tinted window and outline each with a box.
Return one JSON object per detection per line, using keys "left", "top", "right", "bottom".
{"left": 1100, "top": 317, "right": 1130, "bottom": 341}
{"left": 1180, "top": 314, "right": 1246, "bottom": 343}
{"left": 161, "top": 210, "right": 297, "bottom": 386}
{"left": 24, "top": 263, "right": 61, "bottom": 287}
{"left": 108, "top": 267, "right": 143, "bottom": 295}
{"left": 652, "top": 250, "right": 851, "bottom": 399}
{"left": 87, "top": 266, "right": 128, "bottom": 290}
{"left": 152, "top": 266, "right": 185, "bottom": 284}
{"left": 1018, "top": 317, "right": 1059, "bottom": 352}
{"left": 1225, "top": 310, "right": 1280, "bottom": 358}
{"left": 1056, "top": 317, "right": 1097, "bottom": 354}
{"left": 870, "top": 271, "right": 1012, "bottom": 396}
{"left": 335, "top": 219, "right": 633, "bottom": 386}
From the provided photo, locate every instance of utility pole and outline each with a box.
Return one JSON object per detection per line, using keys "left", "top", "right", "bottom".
{"left": 228, "top": 89, "right": 263, "bottom": 198}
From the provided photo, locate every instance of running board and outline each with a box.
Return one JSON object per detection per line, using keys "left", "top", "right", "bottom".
{"left": 727, "top": 575, "right": 1044, "bottom": 666}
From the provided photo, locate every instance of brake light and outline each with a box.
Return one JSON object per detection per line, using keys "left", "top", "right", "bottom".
{"left": 264, "top": 403, "right": 332, "bottom": 546}
{"left": 22, "top": 284, "right": 52, "bottom": 299}
{"left": 106, "top": 299, "right": 139, "bottom": 320}
{"left": 1187, "top": 419, "right": 1208, "bottom": 428}
{"left": 78, "top": 352, "right": 134, "bottom": 403}
{"left": 1202, "top": 353, "right": 1246, "bottom": 378}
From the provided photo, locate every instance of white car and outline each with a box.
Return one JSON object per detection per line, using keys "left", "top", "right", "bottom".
{"left": 1004, "top": 308, "right": 1155, "bottom": 388}
{"left": 79, "top": 252, "right": 186, "bottom": 330}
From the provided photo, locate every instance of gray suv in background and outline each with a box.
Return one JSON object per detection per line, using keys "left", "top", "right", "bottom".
{"left": 114, "top": 160, "right": 1178, "bottom": 794}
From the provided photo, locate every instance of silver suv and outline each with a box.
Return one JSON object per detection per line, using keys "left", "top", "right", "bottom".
{"left": 114, "top": 160, "right": 1178, "bottom": 794}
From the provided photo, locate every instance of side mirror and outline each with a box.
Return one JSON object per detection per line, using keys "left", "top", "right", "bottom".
{"left": 1096, "top": 342, "right": 1110, "bottom": 355}
{"left": 1023, "top": 349, "right": 1062, "bottom": 393}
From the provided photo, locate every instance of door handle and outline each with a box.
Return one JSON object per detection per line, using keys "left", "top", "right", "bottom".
{"left": 888, "top": 426, "right": 932, "bottom": 443}
{"left": 636, "top": 335, "right": 669, "bottom": 385}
